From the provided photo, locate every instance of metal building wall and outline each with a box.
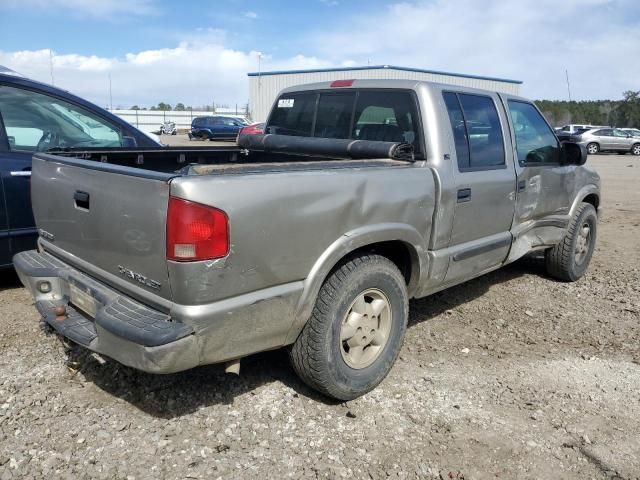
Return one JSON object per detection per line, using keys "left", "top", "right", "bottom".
{"left": 248, "top": 67, "right": 521, "bottom": 122}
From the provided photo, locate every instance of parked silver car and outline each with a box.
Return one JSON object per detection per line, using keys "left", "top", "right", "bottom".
{"left": 575, "top": 127, "right": 640, "bottom": 155}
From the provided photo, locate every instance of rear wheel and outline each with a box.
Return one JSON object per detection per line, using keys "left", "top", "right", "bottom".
{"left": 289, "top": 254, "right": 408, "bottom": 400}
{"left": 587, "top": 143, "right": 599, "bottom": 155}
{"left": 545, "top": 202, "right": 597, "bottom": 281}
{"left": 632, "top": 143, "right": 640, "bottom": 156}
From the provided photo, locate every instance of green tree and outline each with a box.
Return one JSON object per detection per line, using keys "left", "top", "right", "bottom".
{"left": 157, "top": 102, "right": 172, "bottom": 111}
{"left": 130, "top": 105, "right": 140, "bottom": 110}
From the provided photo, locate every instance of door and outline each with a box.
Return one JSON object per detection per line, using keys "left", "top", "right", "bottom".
{"left": 612, "top": 129, "right": 632, "bottom": 151}
{"left": 0, "top": 160, "right": 10, "bottom": 266}
{"left": 594, "top": 129, "right": 614, "bottom": 149}
{"left": 502, "top": 98, "right": 574, "bottom": 245}
{"left": 441, "top": 92, "right": 517, "bottom": 284}
{"left": 0, "top": 82, "right": 126, "bottom": 259}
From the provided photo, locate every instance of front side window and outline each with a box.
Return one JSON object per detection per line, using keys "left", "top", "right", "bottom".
{"left": 267, "top": 92, "right": 316, "bottom": 136}
{"left": 507, "top": 101, "right": 560, "bottom": 165}
{"left": 443, "top": 92, "right": 505, "bottom": 170}
{"left": 0, "top": 85, "right": 123, "bottom": 152}
{"left": 613, "top": 129, "right": 629, "bottom": 137}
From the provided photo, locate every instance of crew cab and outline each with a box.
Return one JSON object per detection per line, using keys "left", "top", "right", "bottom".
{"left": 14, "top": 79, "right": 600, "bottom": 400}
{"left": 0, "top": 68, "right": 159, "bottom": 267}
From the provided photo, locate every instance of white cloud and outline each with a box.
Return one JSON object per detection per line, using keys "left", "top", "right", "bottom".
{"left": 0, "top": 37, "right": 332, "bottom": 110}
{"left": 244, "top": 11, "right": 258, "bottom": 19}
{"left": 313, "top": 0, "right": 640, "bottom": 99}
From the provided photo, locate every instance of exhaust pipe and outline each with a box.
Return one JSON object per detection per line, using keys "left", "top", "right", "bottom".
{"left": 224, "top": 358, "right": 241, "bottom": 375}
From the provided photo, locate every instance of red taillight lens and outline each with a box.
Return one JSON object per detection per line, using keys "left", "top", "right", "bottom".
{"left": 166, "top": 197, "right": 229, "bottom": 261}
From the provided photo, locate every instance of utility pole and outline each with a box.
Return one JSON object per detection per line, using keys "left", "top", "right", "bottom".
{"left": 48, "top": 49, "right": 55, "bottom": 86}
{"left": 565, "top": 69, "right": 572, "bottom": 102}
{"left": 108, "top": 73, "right": 113, "bottom": 111}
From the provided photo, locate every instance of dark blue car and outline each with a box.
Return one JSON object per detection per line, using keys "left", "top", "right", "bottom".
{"left": 189, "top": 116, "right": 246, "bottom": 141}
{"left": 0, "top": 68, "right": 160, "bottom": 268}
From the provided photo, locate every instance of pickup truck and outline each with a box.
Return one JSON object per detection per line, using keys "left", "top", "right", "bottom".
{"left": 14, "top": 79, "right": 600, "bottom": 400}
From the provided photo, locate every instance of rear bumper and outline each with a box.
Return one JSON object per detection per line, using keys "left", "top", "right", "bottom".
{"left": 14, "top": 250, "right": 199, "bottom": 373}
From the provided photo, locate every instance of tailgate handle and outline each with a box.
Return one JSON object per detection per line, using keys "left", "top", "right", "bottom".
{"left": 74, "top": 191, "right": 90, "bottom": 210}
{"left": 457, "top": 188, "right": 472, "bottom": 203}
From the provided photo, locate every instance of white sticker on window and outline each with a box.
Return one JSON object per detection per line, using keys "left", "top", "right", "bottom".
{"left": 278, "top": 98, "right": 294, "bottom": 108}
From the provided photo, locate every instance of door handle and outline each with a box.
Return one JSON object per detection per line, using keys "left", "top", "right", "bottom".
{"left": 10, "top": 170, "right": 31, "bottom": 177}
{"left": 74, "top": 191, "right": 90, "bottom": 210}
{"left": 517, "top": 180, "right": 526, "bottom": 192}
{"left": 457, "top": 188, "right": 472, "bottom": 203}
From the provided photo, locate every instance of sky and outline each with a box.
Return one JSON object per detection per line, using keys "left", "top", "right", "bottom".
{"left": 0, "top": 0, "right": 638, "bottom": 109}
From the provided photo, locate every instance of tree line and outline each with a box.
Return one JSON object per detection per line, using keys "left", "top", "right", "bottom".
{"left": 128, "top": 102, "right": 249, "bottom": 113}
{"left": 536, "top": 90, "right": 640, "bottom": 128}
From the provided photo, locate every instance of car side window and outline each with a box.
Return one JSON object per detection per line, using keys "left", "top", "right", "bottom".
{"left": 442, "top": 92, "right": 505, "bottom": 170}
{"left": 352, "top": 91, "right": 421, "bottom": 153}
{"left": 507, "top": 100, "right": 560, "bottom": 165}
{"left": 613, "top": 129, "right": 628, "bottom": 137}
{"left": 594, "top": 129, "right": 612, "bottom": 136}
{"left": 0, "top": 84, "right": 123, "bottom": 152}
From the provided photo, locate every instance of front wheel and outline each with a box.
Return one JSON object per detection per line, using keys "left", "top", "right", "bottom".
{"left": 632, "top": 143, "right": 640, "bottom": 156}
{"left": 587, "top": 143, "right": 599, "bottom": 155}
{"left": 545, "top": 202, "right": 597, "bottom": 281}
{"left": 289, "top": 254, "right": 408, "bottom": 400}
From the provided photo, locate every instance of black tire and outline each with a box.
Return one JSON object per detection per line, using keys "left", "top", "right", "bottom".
{"left": 632, "top": 143, "right": 640, "bottom": 156}
{"left": 586, "top": 143, "right": 599, "bottom": 155}
{"left": 545, "top": 202, "right": 597, "bottom": 282}
{"left": 289, "top": 254, "right": 408, "bottom": 400}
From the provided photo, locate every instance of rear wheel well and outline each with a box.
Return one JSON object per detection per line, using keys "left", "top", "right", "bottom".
{"left": 340, "top": 241, "right": 416, "bottom": 288}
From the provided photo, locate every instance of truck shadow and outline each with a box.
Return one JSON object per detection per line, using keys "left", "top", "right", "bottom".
{"left": 0, "top": 268, "right": 21, "bottom": 292}
{"left": 69, "top": 255, "right": 549, "bottom": 417}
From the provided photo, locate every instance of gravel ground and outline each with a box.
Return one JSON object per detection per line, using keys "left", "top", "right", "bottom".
{"left": 1, "top": 154, "right": 639, "bottom": 479}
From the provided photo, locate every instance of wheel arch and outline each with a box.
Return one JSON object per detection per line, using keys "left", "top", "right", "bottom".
{"left": 284, "top": 224, "right": 427, "bottom": 345}
{"left": 569, "top": 185, "right": 600, "bottom": 218}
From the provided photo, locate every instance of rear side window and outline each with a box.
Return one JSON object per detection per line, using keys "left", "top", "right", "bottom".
{"left": 267, "top": 93, "right": 316, "bottom": 136}
{"left": 593, "top": 129, "right": 612, "bottom": 136}
{"left": 352, "top": 91, "right": 421, "bottom": 151}
{"left": 507, "top": 101, "right": 560, "bottom": 165}
{"left": 443, "top": 92, "right": 505, "bottom": 170}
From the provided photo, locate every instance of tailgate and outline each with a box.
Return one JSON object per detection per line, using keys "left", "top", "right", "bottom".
{"left": 31, "top": 154, "right": 176, "bottom": 301}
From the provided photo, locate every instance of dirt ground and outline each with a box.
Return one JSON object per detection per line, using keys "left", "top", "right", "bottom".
{"left": 0, "top": 153, "right": 638, "bottom": 479}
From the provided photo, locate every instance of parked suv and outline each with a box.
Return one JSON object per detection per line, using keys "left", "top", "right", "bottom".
{"left": 190, "top": 116, "right": 246, "bottom": 141}
{"left": 575, "top": 128, "right": 640, "bottom": 155}
{"left": 0, "top": 68, "right": 159, "bottom": 268}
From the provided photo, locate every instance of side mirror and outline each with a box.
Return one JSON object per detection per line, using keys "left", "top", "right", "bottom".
{"left": 561, "top": 142, "right": 587, "bottom": 165}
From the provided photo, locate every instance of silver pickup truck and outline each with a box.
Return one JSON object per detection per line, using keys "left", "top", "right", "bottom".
{"left": 14, "top": 79, "right": 600, "bottom": 400}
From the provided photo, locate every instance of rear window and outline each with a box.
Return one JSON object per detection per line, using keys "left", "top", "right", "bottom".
{"left": 267, "top": 93, "right": 316, "bottom": 136}
{"left": 192, "top": 117, "right": 207, "bottom": 126}
{"left": 267, "top": 89, "right": 422, "bottom": 155}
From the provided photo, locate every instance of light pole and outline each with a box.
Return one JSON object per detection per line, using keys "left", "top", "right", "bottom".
{"left": 108, "top": 73, "right": 113, "bottom": 111}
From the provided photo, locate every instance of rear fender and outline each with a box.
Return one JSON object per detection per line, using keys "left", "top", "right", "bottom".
{"left": 284, "top": 223, "right": 427, "bottom": 345}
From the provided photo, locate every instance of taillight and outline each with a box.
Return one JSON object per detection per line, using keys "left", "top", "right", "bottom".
{"left": 166, "top": 197, "right": 229, "bottom": 261}
{"left": 330, "top": 79, "right": 354, "bottom": 88}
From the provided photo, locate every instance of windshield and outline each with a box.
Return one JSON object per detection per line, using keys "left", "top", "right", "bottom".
{"left": 0, "top": 84, "right": 124, "bottom": 151}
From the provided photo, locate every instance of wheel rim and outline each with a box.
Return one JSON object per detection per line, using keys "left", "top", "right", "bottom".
{"left": 339, "top": 288, "right": 392, "bottom": 369}
{"left": 588, "top": 144, "right": 598, "bottom": 154}
{"left": 633, "top": 145, "right": 640, "bottom": 155}
{"left": 574, "top": 221, "right": 592, "bottom": 265}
